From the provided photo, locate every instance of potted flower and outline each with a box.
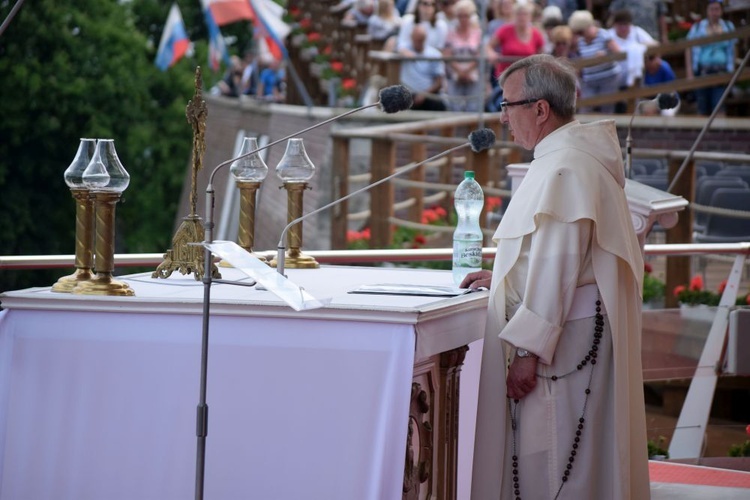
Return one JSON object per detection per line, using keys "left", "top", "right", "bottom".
{"left": 728, "top": 424, "right": 750, "bottom": 457}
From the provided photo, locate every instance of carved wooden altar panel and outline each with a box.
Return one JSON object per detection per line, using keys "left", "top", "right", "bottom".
{"left": 403, "top": 346, "right": 468, "bottom": 500}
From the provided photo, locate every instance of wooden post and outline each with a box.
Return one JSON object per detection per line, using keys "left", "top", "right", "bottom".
{"left": 370, "top": 138, "right": 396, "bottom": 248}
{"left": 330, "top": 136, "right": 350, "bottom": 249}
{"left": 409, "top": 138, "right": 426, "bottom": 223}
{"left": 665, "top": 157, "right": 695, "bottom": 308}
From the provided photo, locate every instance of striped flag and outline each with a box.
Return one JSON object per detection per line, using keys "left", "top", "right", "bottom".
{"left": 201, "top": 0, "right": 231, "bottom": 72}
{"left": 154, "top": 3, "right": 191, "bottom": 71}
{"left": 205, "top": 0, "right": 253, "bottom": 26}
{"left": 247, "top": 0, "right": 291, "bottom": 61}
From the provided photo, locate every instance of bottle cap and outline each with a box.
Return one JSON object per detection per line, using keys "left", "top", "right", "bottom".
{"left": 464, "top": 171, "right": 475, "bottom": 179}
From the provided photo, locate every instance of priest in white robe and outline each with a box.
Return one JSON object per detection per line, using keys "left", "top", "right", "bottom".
{"left": 463, "top": 54, "right": 650, "bottom": 500}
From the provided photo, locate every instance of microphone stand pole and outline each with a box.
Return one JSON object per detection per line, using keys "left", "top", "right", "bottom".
{"left": 667, "top": 46, "right": 750, "bottom": 193}
{"left": 276, "top": 141, "right": 474, "bottom": 276}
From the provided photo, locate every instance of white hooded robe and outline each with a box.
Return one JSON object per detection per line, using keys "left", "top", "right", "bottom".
{"left": 471, "top": 120, "right": 650, "bottom": 500}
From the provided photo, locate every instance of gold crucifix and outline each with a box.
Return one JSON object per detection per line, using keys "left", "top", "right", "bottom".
{"left": 153, "top": 66, "right": 220, "bottom": 281}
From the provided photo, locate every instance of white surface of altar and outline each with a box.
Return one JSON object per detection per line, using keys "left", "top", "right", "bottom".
{"left": 0, "top": 266, "right": 487, "bottom": 500}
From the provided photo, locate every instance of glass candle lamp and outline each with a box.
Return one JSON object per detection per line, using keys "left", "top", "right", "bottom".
{"left": 73, "top": 139, "right": 134, "bottom": 296}
{"left": 271, "top": 138, "right": 319, "bottom": 269}
{"left": 229, "top": 137, "right": 268, "bottom": 262}
{"left": 52, "top": 138, "right": 98, "bottom": 293}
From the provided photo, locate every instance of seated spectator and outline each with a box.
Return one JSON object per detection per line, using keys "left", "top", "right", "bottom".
{"left": 394, "top": 0, "right": 448, "bottom": 53}
{"left": 548, "top": 25, "right": 577, "bottom": 60}
{"left": 486, "top": 0, "right": 515, "bottom": 38}
{"left": 686, "top": 0, "right": 736, "bottom": 116}
{"left": 486, "top": 2, "right": 545, "bottom": 86}
{"left": 368, "top": 0, "right": 402, "bottom": 43}
{"left": 212, "top": 55, "right": 245, "bottom": 98}
{"left": 642, "top": 53, "right": 678, "bottom": 115}
{"left": 240, "top": 50, "right": 259, "bottom": 96}
{"left": 344, "top": 0, "right": 375, "bottom": 26}
{"left": 400, "top": 24, "right": 447, "bottom": 110}
{"left": 443, "top": 0, "right": 483, "bottom": 112}
{"left": 255, "top": 57, "right": 286, "bottom": 103}
{"left": 569, "top": 9, "right": 622, "bottom": 113}
{"left": 439, "top": 0, "right": 458, "bottom": 28}
{"left": 607, "top": 8, "right": 657, "bottom": 113}
{"left": 540, "top": 5, "right": 564, "bottom": 54}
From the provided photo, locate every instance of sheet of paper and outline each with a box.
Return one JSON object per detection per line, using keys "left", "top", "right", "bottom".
{"left": 350, "top": 283, "right": 476, "bottom": 297}
{"left": 204, "top": 241, "right": 330, "bottom": 311}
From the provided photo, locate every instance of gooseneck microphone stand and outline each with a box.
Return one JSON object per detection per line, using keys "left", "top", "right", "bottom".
{"left": 276, "top": 141, "right": 484, "bottom": 276}
{"left": 193, "top": 88, "right": 412, "bottom": 499}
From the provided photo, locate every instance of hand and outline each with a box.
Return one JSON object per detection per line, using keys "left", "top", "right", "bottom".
{"left": 460, "top": 269, "right": 491, "bottom": 290}
{"left": 506, "top": 355, "right": 538, "bottom": 400}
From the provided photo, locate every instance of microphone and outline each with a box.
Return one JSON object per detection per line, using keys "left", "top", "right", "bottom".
{"left": 204, "top": 84, "right": 414, "bottom": 246}
{"left": 625, "top": 92, "right": 680, "bottom": 179}
{"left": 275, "top": 128, "right": 497, "bottom": 275}
{"left": 192, "top": 83, "right": 413, "bottom": 500}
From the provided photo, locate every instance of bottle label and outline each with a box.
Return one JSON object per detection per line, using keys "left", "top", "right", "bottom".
{"left": 453, "top": 239, "right": 482, "bottom": 268}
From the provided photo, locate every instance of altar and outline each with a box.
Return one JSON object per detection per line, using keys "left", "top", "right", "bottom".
{"left": 0, "top": 266, "right": 487, "bottom": 500}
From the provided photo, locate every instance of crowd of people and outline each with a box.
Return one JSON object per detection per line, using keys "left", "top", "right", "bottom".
{"left": 215, "top": 0, "right": 737, "bottom": 116}
{"left": 210, "top": 51, "right": 288, "bottom": 103}
{"left": 363, "top": 0, "right": 736, "bottom": 115}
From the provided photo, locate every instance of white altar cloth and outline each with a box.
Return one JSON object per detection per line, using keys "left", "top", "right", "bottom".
{"left": 0, "top": 266, "right": 487, "bottom": 500}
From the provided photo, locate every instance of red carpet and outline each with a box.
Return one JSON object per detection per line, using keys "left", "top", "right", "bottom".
{"left": 650, "top": 461, "right": 750, "bottom": 488}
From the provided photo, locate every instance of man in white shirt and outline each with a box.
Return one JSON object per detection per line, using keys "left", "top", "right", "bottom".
{"left": 399, "top": 24, "right": 447, "bottom": 110}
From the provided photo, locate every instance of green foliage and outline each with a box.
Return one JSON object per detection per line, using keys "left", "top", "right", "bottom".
{"left": 728, "top": 440, "right": 750, "bottom": 457}
{"left": 643, "top": 272, "right": 665, "bottom": 304}
{"left": 647, "top": 437, "right": 669, "bottom": 459}
{"left": 0, "top": 0, "right": 215, "bottom": 291}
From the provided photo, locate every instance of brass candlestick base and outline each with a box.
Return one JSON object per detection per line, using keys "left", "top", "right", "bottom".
{"left": 52, "top": 268, "right": 96, "bottom": 293}
{"left": 73, "top": 273, "right": 134, "bottom": 296}
{"left": 52, "top": 188, "right": 96, "bottom": 293}
{"left": 273, "top": 249, "right": 319, "bottom": 269}
{"left": 269, "top": 182, "right": 319, "bottom": 269}
{"left": 72, "top": 191, "right": 134, "bottom": 296}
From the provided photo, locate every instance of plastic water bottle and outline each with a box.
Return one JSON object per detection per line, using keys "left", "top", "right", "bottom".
{"left": 452, "top": 171, "right": 484, "bottom": 286}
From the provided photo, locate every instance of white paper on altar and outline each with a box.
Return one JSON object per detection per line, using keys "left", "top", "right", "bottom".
{"left": 204, "top": 240, "right": 330, "bottom": 311}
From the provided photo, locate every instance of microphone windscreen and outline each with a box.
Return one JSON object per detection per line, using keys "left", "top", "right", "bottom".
{"left": 657, "top": 92, "right": 680, "bottom": 110}
{"left": 468, "top": 128, "right": 496, "bottom": 152}
{"left": 378, "top": 85, "right": 413, "bottom": 113}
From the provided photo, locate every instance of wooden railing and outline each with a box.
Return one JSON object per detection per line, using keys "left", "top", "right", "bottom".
{"left": 363, "top": 25, "right": 750, "bottom": 113}
{"left": 329, "top": 114, "right": 520, "bottom": 249}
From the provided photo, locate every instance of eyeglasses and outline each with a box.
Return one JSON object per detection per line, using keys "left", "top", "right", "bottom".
{"left": 499, "top": 98, "right": 541, "bottom": 112}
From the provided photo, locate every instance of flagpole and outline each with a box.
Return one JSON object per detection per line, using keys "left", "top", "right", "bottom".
{"left": 284, "top": 57, "right": 314, "bottom": 109}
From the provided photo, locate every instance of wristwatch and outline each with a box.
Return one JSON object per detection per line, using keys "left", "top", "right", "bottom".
{"left": 516, "top": 348, "right": 538, "bottom": 359}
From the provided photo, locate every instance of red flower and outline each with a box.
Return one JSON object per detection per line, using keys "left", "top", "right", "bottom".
{"left": 644, "top": 262, "right": 653, "bottom": 274}
{"left": 330, "top": 61, "right": 344, "bottom": 73}
{"left": 673, "top": 285, "right": 686, "bottom": 298}
{"left": 486, "top": 196, "right": 502, "bottom": 211}
{"left": 414, "top": 234, "right": 427, "bottom": 246}
{"left": 689, "top": 274, "right": 704, "bottom": 291}
{"left": 346, "top": 230, "right": 360, "bottom": 243}
{"left": 422, "top": 209, "right": 439, "bottom": 224}
{"left": 299, "top": 18, "right": 312, "bottom": 30}
{"left": 307, "top": 32, "right": 321, "bottom": 43}
{"left": 746, "top": 424, "right": 750, "bottom": 437}
{"left": 341, "top": 78, "right": 357, "bottom": 91}
{"left": 323, "top": 45, "right": 333, "bottom": 55}
{"left": 289, "top": 7, "right": 301, "bottom": 16}
{"left": 361, "top": 228, "right": 371, "bottom": 240}
{"left": 717, "top": 279, "right": 728, "bottom": 294}
{"left": 434, "top": 206, "right": 447, "bottom": 218}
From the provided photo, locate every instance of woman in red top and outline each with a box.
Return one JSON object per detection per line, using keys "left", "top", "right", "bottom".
{"left": 487, "top": 2, "right": 545, "bottom": 81}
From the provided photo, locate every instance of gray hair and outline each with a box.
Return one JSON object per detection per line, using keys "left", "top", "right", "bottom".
{"left": 498, "top": 54, "right": 577, "bottom": 120}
